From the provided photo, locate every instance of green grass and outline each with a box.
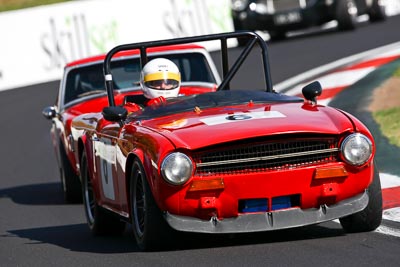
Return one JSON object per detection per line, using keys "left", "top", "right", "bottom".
{"left": 371, "top": 63, "right": 400, "bottom": 148}
{"left": 394, "top": 67, "right": 400, "bottom": 77}
{"left": 0, "top": 0, "right": 71, "bottom": 12}
{"left": 373, "top": 106, "right": 400, "bottom": 147}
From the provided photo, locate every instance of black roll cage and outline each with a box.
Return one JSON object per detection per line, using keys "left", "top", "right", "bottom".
{"left": 103, "top": 31, "right": 273, "bottom": 107}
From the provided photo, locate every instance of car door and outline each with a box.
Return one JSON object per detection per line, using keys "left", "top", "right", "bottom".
{"left": 93, "top": 120, "right": 122, "bottom": 211}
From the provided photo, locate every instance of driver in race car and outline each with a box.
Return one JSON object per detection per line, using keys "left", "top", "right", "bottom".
{"left": 124, "top": 58, "right": 181, "bottom": 112}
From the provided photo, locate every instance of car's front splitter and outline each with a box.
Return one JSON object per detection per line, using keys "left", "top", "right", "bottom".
{"left": 164, "top": 191, "right": 368, "bottom": 233}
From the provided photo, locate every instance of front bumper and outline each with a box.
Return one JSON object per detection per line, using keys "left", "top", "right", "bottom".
{"left": 164, "top": 191, "right": 368, "bottom": 233}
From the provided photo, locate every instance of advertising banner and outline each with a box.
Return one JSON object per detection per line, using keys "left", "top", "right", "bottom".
{"left": 0, "top": 0, "right": 233, "bottom": 91}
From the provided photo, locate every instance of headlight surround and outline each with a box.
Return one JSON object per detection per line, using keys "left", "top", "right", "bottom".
{"left": 161, "top": 152, "right": 193, "bottom": 185}
{"left": 231, "top": 0, "right": 249, "bottom": 11}
{"left": 341, "top": 133, "right": 373, "bottom": 166}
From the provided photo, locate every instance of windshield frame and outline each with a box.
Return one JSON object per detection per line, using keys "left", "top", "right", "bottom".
{"left": 58, "top": 48, "right": 220, "bottom": 111}
{"left": 128, "top": 90, "right": 303, "bottom": 121}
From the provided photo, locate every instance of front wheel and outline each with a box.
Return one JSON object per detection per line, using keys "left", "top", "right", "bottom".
{"left": 268, "top": 30, "right": 287, "bottom": 42}
{"left": 233, "top": 19, "right": 250, "bottom": 47}
{"left": 339, "top": 165, "right": 382, "bottom": 232}
{"left": 336, "top": 0, "right": 358, "bottom": 31}
{"left": 130, "top": 159, "right": 173, "bottom": 251}
{"left": 59, "top": 143, "right": 82, "bottom": 203}
{"left": 368, "top": 0, "right": 387, "bottom": 22}
{"left": 81, "top": 150, "right": 125, "bottom": 235}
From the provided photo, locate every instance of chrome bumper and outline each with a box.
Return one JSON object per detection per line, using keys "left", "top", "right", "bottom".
{"left": 164, "top": 191, "right": 369, "bottom": 233}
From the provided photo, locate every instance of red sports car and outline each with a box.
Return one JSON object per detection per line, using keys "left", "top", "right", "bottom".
{"left": 43, "top": 44, "right": 221, "bottom": 203}
{"left": 70, "top": 31, "right": 382, "bottom": 251}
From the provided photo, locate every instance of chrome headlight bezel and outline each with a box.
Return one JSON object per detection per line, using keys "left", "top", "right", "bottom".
{"left": 161, "top": 152, "right": 194, "bottom": 185}
{"left": 340, "top": 133, "right": 373, "bottom": 166}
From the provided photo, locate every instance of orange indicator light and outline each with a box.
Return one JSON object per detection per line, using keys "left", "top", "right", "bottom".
{"left": 188, "top": 178, "right": 225, "bottom": 192}
{"left": 314, "top": 166, "right": 348, "bottom": 179}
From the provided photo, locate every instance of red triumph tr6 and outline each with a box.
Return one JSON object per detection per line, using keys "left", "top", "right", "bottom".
{"left": 69, "top": 31, "right": 382, "bottom": 251}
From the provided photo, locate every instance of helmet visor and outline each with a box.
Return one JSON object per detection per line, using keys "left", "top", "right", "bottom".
{"left": 145, "top": 79, "right": 179, "bottom": 90}
{"left": 143, "top": 72, "right": 180, "bottom": 90}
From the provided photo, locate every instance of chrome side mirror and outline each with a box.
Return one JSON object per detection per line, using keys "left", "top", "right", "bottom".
{"left": 42, "top": 106, "right": 57, "bottom": 119}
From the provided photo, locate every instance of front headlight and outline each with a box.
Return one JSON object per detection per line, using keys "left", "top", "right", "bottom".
{"left": 161, "top": 152, "right": 193, "bottom": 185}
{"left": 341, "top": 133, "right": 373, "bottom": 166}
{"left": 231, "top": 0, "right": 249, "bottom": 11}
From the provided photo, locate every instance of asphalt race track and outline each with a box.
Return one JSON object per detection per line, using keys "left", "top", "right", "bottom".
{"left": 1, "top": 15, "right": 400, "bottom": 267}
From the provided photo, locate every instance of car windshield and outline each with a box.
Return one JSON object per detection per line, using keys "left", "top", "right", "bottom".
{"left": 129, "top": 90, "right": 303, "bottom": 121}
{"left": 63, "top": 53, "right": 217, "bottom": 105}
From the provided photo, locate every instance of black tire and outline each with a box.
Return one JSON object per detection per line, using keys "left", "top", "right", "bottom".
{"left": 59, "top": 143, "right": 82, "bottom": 203}
{"left": 268, "top": 30, "right": 286, "bottom": 42}
{"left": 339, "top": 165, "right": 383, "bottom": 232}
{"left": 368, "top": 0, "right": 387, "bottom": 22}
{"left": 237, "top": 37, "right": 251, "bottom": 47}
{"left": 130, "top": 159, "right": 173, "bottom": 251}
{"left": 81, "top": 151, "right": 125, "bottom": 235}
{"left": 233, "top": 19, "right": 250, "bottom": 47}
{"left": 336, "top": 0, "right": 358, "bottom": 31}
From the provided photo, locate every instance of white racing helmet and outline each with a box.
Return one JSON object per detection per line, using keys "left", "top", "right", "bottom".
{"left": 140, "top": 58, "right": 181, "bottom": 99}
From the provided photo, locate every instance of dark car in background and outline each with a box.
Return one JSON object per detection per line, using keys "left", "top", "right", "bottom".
{"left": 231, "top": 0, "right": 387, "bottom": 41}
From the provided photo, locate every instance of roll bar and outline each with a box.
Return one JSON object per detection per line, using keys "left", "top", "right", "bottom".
{"left": 103, "top": 31, "right": 273, "bottom": 107}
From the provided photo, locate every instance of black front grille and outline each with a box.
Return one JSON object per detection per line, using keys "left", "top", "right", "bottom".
{"left": 193, "top": 136, "right": 339, "bottom": 176}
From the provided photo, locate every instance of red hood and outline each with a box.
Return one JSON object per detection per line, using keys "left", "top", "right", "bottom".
{"left": 140, "top": 103, "right": 354, "bottom": 150}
